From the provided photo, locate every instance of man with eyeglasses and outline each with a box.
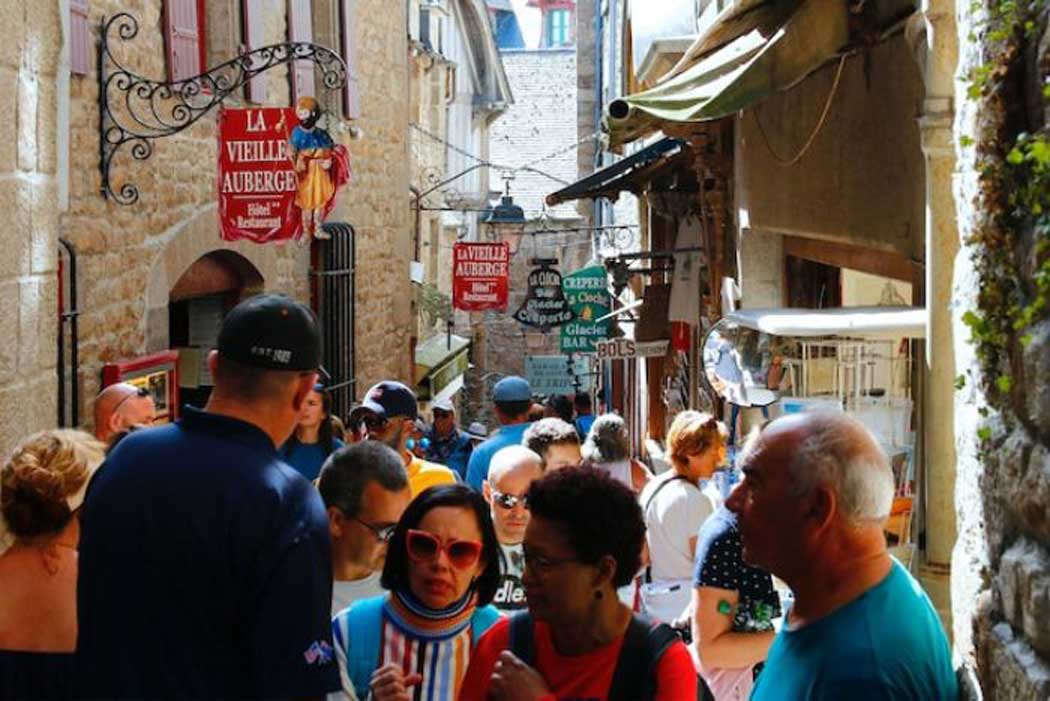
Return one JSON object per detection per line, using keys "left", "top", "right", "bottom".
{"left": 424, "top": 398, "right": 473, "bottom": 479}
{"left": 357, "top": 380, "right": 457, "bottom": 497}
{"left": 482, "top": 445, "right": 543, "bottom": 612}
{"left": 92, "top": 382, "right": 157, "bottom": 443}
{"left": 318, "top": 441, "right": 411, "bottom": 616}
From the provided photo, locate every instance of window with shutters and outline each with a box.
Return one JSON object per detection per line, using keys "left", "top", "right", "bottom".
{"left": 164, "top": 0, "right": 208, "bottom": 82}
{"left": 339, "top": 0, "right": 360, "bottom": 119}
{"left": 69, "top": 0, "right": 92, "bottom": 75}
{"left": 241, "top": 0, "right": 267, "bottom": 102}
{"left": 288, "top": 0, "right": 316, "bottom": 102}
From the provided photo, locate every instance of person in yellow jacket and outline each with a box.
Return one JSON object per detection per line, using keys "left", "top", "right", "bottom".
{"left": 358, "top": 380, "right": 457, "bottom": 496}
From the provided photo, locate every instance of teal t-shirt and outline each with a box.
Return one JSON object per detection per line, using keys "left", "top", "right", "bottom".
{"left": 751, "top": 559, "right": 958, "bottom": 701}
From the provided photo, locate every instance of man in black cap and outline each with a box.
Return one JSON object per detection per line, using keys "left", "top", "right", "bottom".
{"left": 357, "top": 380, "right": 457, "bottom": 497}
{"left": 76, "top": 293, "right": 340, "bottom": 700}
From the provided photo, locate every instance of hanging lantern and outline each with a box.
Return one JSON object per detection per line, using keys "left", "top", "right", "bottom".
{"left": 484, "top": 177, "right": 527, "bottom": 245}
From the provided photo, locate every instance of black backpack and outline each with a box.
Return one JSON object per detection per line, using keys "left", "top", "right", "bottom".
{"left": 507, "top": 611, "right": 679, "bottom": 701}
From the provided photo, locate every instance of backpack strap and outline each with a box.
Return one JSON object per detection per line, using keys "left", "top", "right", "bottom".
{"left": 471, "top": 604, "right": 502, "bottom": 642}
{"left": 343, "top": 595, "right": 387, "bottom": 700}
{"left": 507, "top": 610, "right": 535, "bottom": 667}
{"left": 643, "top": 473, "right": 691, "bottom": 514}
{"left": 608, "top": 614, "right": 679, "bottom": 701}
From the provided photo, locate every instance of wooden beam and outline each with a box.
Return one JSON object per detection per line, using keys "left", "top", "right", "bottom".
{"left": 782, "top": 235, "right": 915, "bottom": 283}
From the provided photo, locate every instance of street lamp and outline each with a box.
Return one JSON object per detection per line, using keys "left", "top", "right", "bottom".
{"left": 484, "top": 176, "right": 527, "bottom": 250}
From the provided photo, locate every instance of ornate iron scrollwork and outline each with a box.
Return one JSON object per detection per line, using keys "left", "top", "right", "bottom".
{"left": 98, "top": 12, "right": 347, "bottom": 205}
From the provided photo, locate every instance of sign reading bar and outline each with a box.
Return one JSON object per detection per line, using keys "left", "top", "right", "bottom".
{"left": 525, "top": 355, "right": 592, "bottom": 395}
{"left": 452, "top": 243, "right": 510, "bottom": 311}
{"left": 594, "top": 338, "right": 670, "bottom": 360}
{"left": 514, "top": 259, "right": 574, "bottom": 331}
{"left": 561, "top": 264, "right": 610, "bottom": 353}
{"left": 217, "top": 106, "right": 348, "bottom": 244}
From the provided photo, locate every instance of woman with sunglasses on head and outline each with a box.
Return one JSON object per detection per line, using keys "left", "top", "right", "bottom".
{"left": 0, "top": 430, "right": 105, "bottom": 700}
{"left": 279, "top": 384, "right": 343, "bottom": 482}
{"left": 639, "top": 411, "right": 727, "bottom": 630}
{"left": 459, "top": 467, "right": 697, "bottom": 701}
{"left": 332, "top": 484, "right": 502, "bottom": 701}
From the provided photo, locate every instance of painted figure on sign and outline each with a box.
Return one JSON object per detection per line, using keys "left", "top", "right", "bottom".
{"left": 287, "top": 96, "right": 350, "bottom": 243}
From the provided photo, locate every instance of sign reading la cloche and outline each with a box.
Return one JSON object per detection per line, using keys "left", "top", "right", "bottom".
{"left": 452, "top": 242, "right": 510, "bottom": 311}
{"left": 218, "top": 102, "right": 349, "bottom": 244}
{"left": 561, "top": 264, "right": 610, "bottom": 353}
{"left": 513, "top": 259, "right": 574, "bottom": 331}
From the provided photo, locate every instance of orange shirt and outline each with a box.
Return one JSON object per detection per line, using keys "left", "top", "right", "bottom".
{"left": 459, "top": 616, "right": 697, "bottom": 701}
{"left": 407, "top": 456, "right": 457, "bottom": 497}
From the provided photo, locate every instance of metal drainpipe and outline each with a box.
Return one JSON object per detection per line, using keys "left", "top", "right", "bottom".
{"left": 592, "top": 0, "right": 604, "bottom": 235}
{"left": 58, "top": 238, "right": 80, "bottom": 427}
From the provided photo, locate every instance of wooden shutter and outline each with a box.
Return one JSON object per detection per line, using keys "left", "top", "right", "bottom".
{"left": 164, "top": 0, "right": 202, "bottom": 82}
{"left": 288, "top": 0, "right": 315, "bottom": 102}
{"left": 242, "top": 0, "right": 268, "bottom": 102}
{"left": 70, "top": 0, "right": 91, "bottom": 75}
{"left": 340, "top": 0, "right": 360, "bottom": 119}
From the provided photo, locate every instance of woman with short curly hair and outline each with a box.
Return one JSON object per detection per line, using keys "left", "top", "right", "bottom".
{"left": 0, "top": 429, "right": 105, "bottom": 699}
{"left": 580, "top": 413, "right": 651, "bottom": 493}
{"left": 460, "top": 467, "right": 697, "bottom": 701}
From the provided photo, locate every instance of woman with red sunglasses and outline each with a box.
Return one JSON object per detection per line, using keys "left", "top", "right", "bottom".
{"left": 332, "top": 484, "right": 502, "bottom": 701}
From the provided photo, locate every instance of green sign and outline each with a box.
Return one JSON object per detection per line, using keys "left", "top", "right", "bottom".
{"left": 560, "top": 264, "right": 610, "bottom": 354}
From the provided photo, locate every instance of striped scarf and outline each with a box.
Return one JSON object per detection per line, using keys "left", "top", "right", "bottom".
{"left": 379, "top": 589, "right": 479, "bottom": 701}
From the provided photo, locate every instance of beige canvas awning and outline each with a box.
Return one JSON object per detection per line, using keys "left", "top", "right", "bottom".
{"left": 605, "top": 0, "right": 849, "bottom": 150}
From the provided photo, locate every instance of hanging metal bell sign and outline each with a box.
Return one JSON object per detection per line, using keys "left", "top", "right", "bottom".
{"left": 513, "top": 258, "right": 574, "bottom": 332}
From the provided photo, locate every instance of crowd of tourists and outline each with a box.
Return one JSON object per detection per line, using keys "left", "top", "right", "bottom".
{"left": 0, "top": 293, "right": 959, "bottom": 700}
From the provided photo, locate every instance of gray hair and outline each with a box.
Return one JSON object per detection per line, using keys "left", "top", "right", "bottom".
{"left": 581, "top": 414, "right": 630, "bottom": 464}
{"left": 318, "top": 441, "right": 408, "bottom": 516}
{"left": 783, "top": 412, "right": 895, "bottom": 525}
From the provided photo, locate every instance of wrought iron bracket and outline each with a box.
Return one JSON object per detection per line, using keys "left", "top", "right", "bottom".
{"left": 98, "top": 12, "right": 347, "bottom": 205}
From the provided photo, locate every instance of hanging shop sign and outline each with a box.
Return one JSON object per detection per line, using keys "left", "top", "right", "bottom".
{"left": 513, "top": 259, "right": 574, "bottom": 330}
{"left": 525, "top": 355, "right": 592, "bottom": 395}
{"left": 452, "top": 242, "right": 510, "bottom": 311}
{"left": 594, "top": 338, "right": 670, "bottom": 360}
{"left": 218, "top": 100, "right": 349, "bottom": 245}
{"left": 560, "top": 264, "right": 611, "bottom": 353}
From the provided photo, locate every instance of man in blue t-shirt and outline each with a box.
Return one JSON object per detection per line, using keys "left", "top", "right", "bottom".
{"left": 76, "top": 294, "right": 340, "bottom": 699}
{"left": 727, "top": 412, "right": 958, "bottom": 701}
{"left": 465, "top": 376, "right": 533, "bottom": 490}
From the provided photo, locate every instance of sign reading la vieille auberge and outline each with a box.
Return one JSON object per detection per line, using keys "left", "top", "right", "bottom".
{"left": 452, "top": 242, "right": 510, "bottom": 311}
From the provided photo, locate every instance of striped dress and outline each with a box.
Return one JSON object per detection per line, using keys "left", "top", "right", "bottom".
{"left": 332, "top": 590, "right": 497, "bottom": 701}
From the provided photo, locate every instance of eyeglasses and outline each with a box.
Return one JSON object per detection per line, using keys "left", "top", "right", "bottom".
{"left": 405, "top": 529, "right": 483, "bottom": 569}
{"left": 361, "top": 414, "right": 388, "bottom": 432}
{"left": 113, "top": 386, "right": 150, "bottom": 414}
{"left": 432, "top": 409, "right": 452, "bottom": 419}
{"left": 352, "top": 515, "right": 397, "bottom": 544}
{"left": 490, "top": 489, "right": 528, "bottom": 510}
{"left": 521, "top": 545, "right": 578, "bottom": 573}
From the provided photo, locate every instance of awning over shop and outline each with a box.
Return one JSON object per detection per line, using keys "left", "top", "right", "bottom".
{"left": 605, "top": 0, "right": 849, "bottom": 149}
{"left": 724, "top": 306, "right": 926, "bottom": 340}
{"left": 546, "top": 137, "right": 689, "bottom": 206}
{"left": 414, "top": 333, "right": 471, "bottom": 403}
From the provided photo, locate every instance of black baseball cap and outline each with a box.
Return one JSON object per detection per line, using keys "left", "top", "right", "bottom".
{"left": 362, "top": 381, "right": 418, "bottom": 421}
{"left": 217, "top": 293, "right": 321, "bottom": 371}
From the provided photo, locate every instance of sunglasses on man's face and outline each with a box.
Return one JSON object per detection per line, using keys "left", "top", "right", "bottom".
{"left": 490, "top": 489, "right": 528, "bottom": 510}
{"left": 405, "top": 529, "right": 482, "bottom": 569}
{"left": 361, "top": 414, "right": 388, "bottom": 432}
{"left": 113, "top": 386, "right": 150, "bottom": 413}
{"left": 432, "top": 409, "right": 452, "bottom": 419}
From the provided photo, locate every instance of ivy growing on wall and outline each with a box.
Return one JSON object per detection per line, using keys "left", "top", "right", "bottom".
{"left": 962, "top": 1, "right": 1050, "bottom": 441}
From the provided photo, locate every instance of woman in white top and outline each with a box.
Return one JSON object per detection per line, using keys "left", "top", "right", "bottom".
{"left": 580, "top": 414, "right": 651, "bottom": 493}
{"left": 639, "top": 411, "right": 726, "bottom": 626}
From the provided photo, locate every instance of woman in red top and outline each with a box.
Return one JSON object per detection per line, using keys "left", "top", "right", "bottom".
{"left": 459, "top": 467, "right": 697, "bottom": 701}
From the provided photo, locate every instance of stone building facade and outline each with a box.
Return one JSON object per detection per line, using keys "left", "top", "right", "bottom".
{"left": 0, "top": 0, "right": 414, "bottom": 458}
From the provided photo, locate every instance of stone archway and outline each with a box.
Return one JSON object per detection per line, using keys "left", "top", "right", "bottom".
{"left": 144, "top": 205, "right": 292, "bottom": 352}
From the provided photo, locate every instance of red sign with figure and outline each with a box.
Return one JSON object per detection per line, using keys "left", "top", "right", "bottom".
{"left": 453, "top": 242, "right": 510, "bottom": 311}
{"left": 217, "top": 106, "right": 349, "bottom": 244}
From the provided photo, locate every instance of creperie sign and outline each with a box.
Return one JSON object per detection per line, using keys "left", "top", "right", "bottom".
{"left": 452, "top": 243, "right": 510, "bottom": 311}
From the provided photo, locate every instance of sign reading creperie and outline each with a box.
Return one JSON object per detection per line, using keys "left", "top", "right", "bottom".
{"left": 452, "top": 243, "right": 510, "bottom": 311}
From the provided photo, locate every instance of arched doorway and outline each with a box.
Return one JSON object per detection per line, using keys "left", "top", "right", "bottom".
{"left": 168, "top": 251, "right": 264, "bottom": 408}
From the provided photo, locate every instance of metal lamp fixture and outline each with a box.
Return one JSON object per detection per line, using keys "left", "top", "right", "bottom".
{"left": 484, "top": 175, "right": 527, "bottom": 252}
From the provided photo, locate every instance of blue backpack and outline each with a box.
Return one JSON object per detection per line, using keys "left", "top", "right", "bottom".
{"left": 333, "top": 596, "right": 501, "bottom": 699}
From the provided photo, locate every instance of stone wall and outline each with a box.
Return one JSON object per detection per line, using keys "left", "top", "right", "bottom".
{"left": 0, "top": 0, "right": 414, "bottom": 454}
{"left": 0, "top": 0, "right": 62, "bottom": 460}
{"left": 951, "top": 5, "right": 1050, "bottom": 699}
